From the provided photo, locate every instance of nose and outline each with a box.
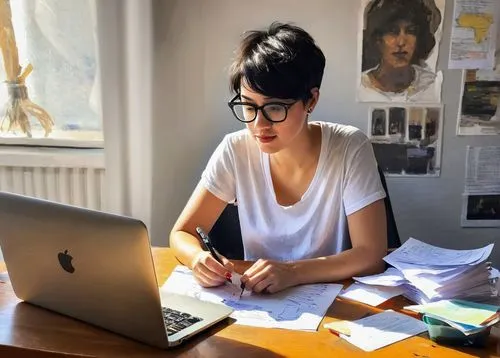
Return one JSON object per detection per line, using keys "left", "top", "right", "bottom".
{"left": 396, "top": 31, "right": 407, "bottom": 47}
{"left": 253, "top": 109, "right": 272, "bottom": 129}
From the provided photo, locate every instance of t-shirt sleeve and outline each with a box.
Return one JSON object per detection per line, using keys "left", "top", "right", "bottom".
{"left": 343, "top": 134, "right": 386, "bottom": 216}
{"left": 200, "top": 135, "right": 236, "bottom": 203}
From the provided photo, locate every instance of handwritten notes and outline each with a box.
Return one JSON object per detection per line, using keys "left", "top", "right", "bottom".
{"left": 338, "top": 310, "right": 427, "bottom": 352}
{"left": 161, "top": 265, "right": 343, "bottom": 330}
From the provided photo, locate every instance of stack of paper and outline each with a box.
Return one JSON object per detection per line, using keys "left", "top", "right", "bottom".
{"left": 354, "top": 238, "right": 497, "bottom": 304}
{"left": 404, "top": 299, "right": 500, "bottom": 336}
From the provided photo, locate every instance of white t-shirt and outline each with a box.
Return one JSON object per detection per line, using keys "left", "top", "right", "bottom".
{"left": 201, "top": 121, "right": 386, "bottom": 261}
{"left": 358, "top": 65, "right": 442, "bottom": 103}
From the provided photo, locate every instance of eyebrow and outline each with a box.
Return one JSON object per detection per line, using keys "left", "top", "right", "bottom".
{"left": 240, "top": 94, "right": 256, "bottom": 102}
{"left": 240, "top": 94, "right": 294, "bottom": 103}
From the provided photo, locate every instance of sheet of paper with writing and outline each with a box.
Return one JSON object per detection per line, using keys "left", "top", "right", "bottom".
{"left": 340, "top": 283, "right": 406, "bottom": 306}
{"left": 160, "top": 265, "right": 343, "bottom": 330}
{"left": 340, "top": 310, "right": 427, "bottom": 352}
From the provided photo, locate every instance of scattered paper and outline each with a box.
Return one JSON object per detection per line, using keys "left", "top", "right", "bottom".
{"left": 161, "top": 266, "right": 343, "bottom": 331}
{"left": 382, "top": 238, "right": 494, "bottom": 303}
{"left": 448, "top": 0, "right": 499, "bottom": 69}
{"left": 354, "top": 267, "right": 407, "bottom": 287}
{"left": 405, "top": 299, "right": 499, "bottom": 327}
{"left": 340, "top": 310, "right": 427, "bottom": 352}
{"left": 490, "top": 268, "right": 500, "bottom": 279}
{"left": 385, "top": 238, "right": 493, "bottom": 267}
{"left": 324, "top": 320, "right": 352, "bottom": 336}
{"left": 340, "top": 283, "right": 405, "bottom": 307}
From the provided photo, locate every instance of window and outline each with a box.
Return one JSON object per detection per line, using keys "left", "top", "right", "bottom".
{"left": 0, "top": 0, "right": 102, "bottom": 148}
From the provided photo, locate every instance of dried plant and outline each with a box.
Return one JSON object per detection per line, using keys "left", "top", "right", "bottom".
{"left": 0, "top": 0, "right": 53, "bottom": 137}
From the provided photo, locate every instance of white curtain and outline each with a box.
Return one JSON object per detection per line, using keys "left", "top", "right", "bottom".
{"left": 95, "top": 0, "right": 153, "bottom": 231}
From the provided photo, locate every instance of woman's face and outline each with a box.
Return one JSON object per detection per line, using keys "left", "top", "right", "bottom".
{"left": 239, "top": 80, "right": 312, "bottom": 154}
{"left": 378, "top": 20, "right": 417, "bottom": 69}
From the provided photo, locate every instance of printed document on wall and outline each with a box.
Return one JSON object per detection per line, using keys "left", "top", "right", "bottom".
{"left": 448, "top": 0, "right": 499, "bottom": 69}
{"left": 462, "top": 146, "right": 500, "bottom": 227}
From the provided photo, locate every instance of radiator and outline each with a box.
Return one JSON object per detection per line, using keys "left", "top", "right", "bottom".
{"left": 0, "top": 166, "right": 105, "bottom": 211}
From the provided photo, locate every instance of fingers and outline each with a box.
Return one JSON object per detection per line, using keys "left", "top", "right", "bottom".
{"left": 222, "top": 258, "right": 234, "bottom": 272}
{"left": 204, "top": 253, "right": 233, "bottom": 277}
{"left": 194, "top": 266, "right": 226, "bottom": 287}
{"left": 214, "top": 249, "right": 235, "bottom": 272}
{"left": 252, "top": 276, "right": 274, "bottom": 293}
{"left": 243, "top": 258, "right": 268, "bottom": 278}
{"left": 242, "top": 260, "right": 274, "bottom": 293}
{"left": 192, "top": 251, "right": 232, "bottom": 287}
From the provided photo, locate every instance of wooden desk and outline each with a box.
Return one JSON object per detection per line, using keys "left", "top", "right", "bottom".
{"left": 0, "top": 248, "right": 498, "bottom": 357}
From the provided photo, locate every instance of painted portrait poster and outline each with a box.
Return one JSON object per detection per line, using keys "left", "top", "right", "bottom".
{"left": 357, "top": 0, "right": 445, "bottom": 103}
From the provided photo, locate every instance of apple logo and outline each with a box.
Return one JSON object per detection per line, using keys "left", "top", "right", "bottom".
{"left": 58, "top": 250, "right": 75, "bottom": 273}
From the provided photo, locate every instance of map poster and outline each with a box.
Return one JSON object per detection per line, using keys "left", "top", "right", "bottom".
{"left": 448, "top": 0, "right": 499, "bottom": 69}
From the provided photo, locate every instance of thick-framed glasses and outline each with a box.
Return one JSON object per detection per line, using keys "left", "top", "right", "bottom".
{"left": 228, "top": 94, "right": 297, "bottom": 123}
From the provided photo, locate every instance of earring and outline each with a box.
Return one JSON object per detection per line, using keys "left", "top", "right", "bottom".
{"left": 307, "top": 108, "right": 313, "bottom": 114}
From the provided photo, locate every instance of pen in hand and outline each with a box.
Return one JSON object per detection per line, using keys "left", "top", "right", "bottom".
{"left": 239, "top": 282, "right": 245, "bottom": 298}
{"left": 195, "top": 227, "right": 232, "bottom": 283}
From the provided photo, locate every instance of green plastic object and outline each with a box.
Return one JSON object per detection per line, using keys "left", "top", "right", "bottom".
{"left": 422, "top": 315, "right": 491, "bottom": 347}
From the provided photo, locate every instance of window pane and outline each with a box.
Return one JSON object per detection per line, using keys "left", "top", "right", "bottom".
{"left": 0, "top": 0, "right": 102, "bottom": 144}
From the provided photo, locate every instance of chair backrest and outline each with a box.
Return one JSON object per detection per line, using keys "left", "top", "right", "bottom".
{"left": 209, "top": 202, "right": 244, "bottom": 259}
{"left": 209, "top": 166, "right": 401, "bottom": 260}
{"left": 376, "top": 166, "right": 402, "bottom": 250}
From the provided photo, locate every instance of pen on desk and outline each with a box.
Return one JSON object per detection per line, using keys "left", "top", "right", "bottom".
{"left": 195, "top": 227, "right": 232, "bottom": 283}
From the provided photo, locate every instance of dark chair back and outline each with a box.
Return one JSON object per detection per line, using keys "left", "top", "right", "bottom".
{"left": 377, "top": 166, "right": 401, "bottom": 250}
{"left": 209, "top": 166, "right": 401, "bottom": 260}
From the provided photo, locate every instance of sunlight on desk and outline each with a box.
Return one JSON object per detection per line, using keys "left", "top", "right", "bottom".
{"left": 0, "top": 248, "right": 497, "bottom": 357}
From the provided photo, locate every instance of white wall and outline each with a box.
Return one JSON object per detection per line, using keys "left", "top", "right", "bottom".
{"left": 151, "top": 0, "right": 500, "bottom": 263}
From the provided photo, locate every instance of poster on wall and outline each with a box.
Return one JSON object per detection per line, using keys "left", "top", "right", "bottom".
{"left": 461, "top": 194, "right": 500, "bottom": 227}
{"left": 448, "top": 0, "right": 499, "bottom": 70}
{"left": 357, "top": 0, "right": 445, "bottom": 103}
{"left": 457, "top": 65, "right": 500, "bottom": 135}
{"left": 368, "top": 105, "right": 443, "bottom": 177}
{"left": 461, "top": 146, "right": 500, "bottom": 227}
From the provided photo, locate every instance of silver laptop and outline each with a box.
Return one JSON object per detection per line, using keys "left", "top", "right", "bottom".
{"left": 0, "top": 192, "right": 233, "bottom": 348}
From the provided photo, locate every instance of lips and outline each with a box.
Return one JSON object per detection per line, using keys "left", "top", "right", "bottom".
{"left": 255, "top": 134, "right": 277, "bottom": 143}
{"left": 392, "top": 51, "right": 408, "bottom": 59}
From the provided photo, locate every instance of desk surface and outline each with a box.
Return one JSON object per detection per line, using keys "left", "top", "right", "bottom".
{"left": 0, "top": 248, "right": 498, "bottom": 358}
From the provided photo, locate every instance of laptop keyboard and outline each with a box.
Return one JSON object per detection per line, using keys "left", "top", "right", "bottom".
{"left": 162, "top": 307, "right": 203, "bottom": 336}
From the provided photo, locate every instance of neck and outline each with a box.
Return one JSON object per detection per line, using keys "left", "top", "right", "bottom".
{"left": 270, "top": 123, "right": 320, "bottom": 170}
{"left": 373, "top": 63, "right": 414, "bottom": 92}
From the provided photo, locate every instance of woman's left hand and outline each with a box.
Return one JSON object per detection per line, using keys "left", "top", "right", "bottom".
{"left": 241, "top": 259, "right": 298, "bottom": 294}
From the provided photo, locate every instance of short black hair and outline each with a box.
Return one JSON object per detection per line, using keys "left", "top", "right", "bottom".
{"left": 362, "top": 0, "right": 441, "bottom": 71}
{"left": 229, "top": 22, "right": 326, "bottom": 102}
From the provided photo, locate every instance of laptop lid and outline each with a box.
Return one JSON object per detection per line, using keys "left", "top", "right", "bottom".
{"left": 0, "top": 192, "right": 171, "bottom": 348}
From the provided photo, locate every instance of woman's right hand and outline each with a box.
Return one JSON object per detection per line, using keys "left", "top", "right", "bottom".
{"left": 191, "top": 251, "right": 234, "bottom": 287}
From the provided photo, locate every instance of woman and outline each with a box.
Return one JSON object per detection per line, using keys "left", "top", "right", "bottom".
{"left": 359, "top": 0, "right": 442, "bottom": 102}
{"left": 170, "top": 22, "right": 387, "bottom": 294}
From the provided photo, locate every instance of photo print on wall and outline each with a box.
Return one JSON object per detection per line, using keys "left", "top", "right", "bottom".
{"left": 368, "top": 105, "right": 443, "bottom": 176}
